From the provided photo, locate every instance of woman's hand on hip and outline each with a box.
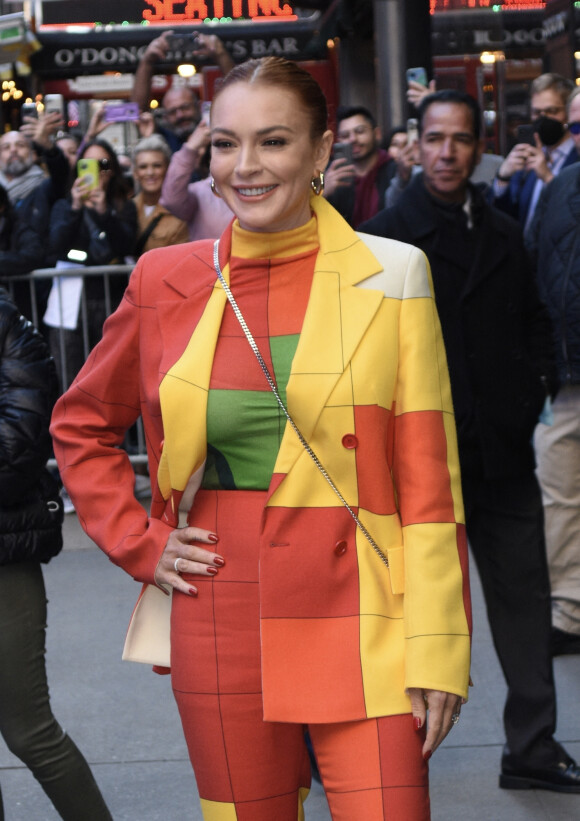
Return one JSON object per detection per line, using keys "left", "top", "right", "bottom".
{"left": 154, "top": 527, "right": 224, "bottom": 596}
{"left": 407, "top": 687, "right": 464, "bottom": 761}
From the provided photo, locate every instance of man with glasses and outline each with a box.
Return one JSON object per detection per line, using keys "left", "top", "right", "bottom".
{"left": 324, "top": 106, "right": 393, "bottom": 227}
{"left": 525, "top": 84, "right": 580, "bottom": 661}
{"left": 131, "top": 31, "right": 234, "bottom": 154}
{"left": 492, "top": 73, "right": 578, "bottom": 230}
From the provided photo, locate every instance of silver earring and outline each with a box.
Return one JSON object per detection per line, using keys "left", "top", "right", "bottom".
{"left": 210, "top": 178, "right": 222, "bottom": 198}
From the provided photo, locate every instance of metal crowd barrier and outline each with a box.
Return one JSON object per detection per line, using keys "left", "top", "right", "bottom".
{"left": 0, "top": 264, "right": 149, "bottom": 467}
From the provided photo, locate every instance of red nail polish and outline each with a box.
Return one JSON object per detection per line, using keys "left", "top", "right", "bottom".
{"left": 423, "top": 750, "right": 432, "bottom": 762}
{"left": 214, "top": 556, "right": 225, "bottom": 567}
{"left": 208, "top": 534, "right": 219, "bottom": 543}
{"left": 414, "top": 717, "right": 422, "bottom": 731}
{"left": 206, "top": 567, "right": 219, "bottom": 576}
{"left": 188, "top": 587, "right": 198, "bottom": 597}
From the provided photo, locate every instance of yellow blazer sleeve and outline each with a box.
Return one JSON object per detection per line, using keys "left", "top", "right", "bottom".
{"left": 389, "top": 244, "right": 472, "bottom": 699}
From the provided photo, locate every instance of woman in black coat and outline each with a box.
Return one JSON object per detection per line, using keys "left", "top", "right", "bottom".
{"left": 46, "top": 138, "right": 137, "bottom": 389}
{"left": 0, "top": 287, "right": 112, "bottom": 820}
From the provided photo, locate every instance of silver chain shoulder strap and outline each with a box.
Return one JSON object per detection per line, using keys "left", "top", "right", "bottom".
{"left": 212, "top": 239, "right": 388, "bottom": 568}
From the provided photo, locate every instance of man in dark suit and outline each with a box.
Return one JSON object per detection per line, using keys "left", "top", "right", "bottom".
{"left": 361, "top": 89, "right": 580, "bottom": 794}
{"left": 491, "top": 73, "right": 579, "bottom": 231}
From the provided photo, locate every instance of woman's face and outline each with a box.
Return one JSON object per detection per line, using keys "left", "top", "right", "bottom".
{"left": 56, "top": 137, "right": 79, "bottom": 170}
{"left": 210, "top": 83, "right": 332, "bottom": 233}
{"left": 82, "top": 144, "right": 114, "bottom": 188}
{"left": 133, "top": 150, "right": 168, "bottom": 196}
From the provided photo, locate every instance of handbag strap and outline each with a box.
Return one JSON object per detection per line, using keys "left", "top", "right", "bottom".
{"left": 212, "top": 239, "right": 388, "bottom": 568}
{"left": 135, "top": 213, "right": 165, "bottom": 258}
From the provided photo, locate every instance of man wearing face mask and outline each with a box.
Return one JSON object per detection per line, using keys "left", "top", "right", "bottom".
{"left": 492, "top": 73, "right": 578, "bottom": 231}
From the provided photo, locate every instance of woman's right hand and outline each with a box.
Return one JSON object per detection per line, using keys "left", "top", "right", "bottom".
{"left": 71, "top": 176, "right": 90, "bottom": 210}
{"left": 155, "top": 527, "right": 225, "bottom": 596}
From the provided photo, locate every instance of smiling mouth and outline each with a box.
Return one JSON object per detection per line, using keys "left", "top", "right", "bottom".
{"left": 236, "top": 185, "right": 277, "bottom": 197}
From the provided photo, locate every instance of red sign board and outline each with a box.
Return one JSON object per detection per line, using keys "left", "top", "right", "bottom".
{"left": 430, "top": 0, "right": 546, "bottom": 9}
{"left": 37, "top": 0, "right": 298, "bottom": 27}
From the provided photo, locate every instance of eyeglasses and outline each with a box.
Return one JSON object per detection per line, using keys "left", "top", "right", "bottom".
{"left": 164, "top": 103, "right": 196, "bottom": 118}
{"left": 97, "top": 158, "right": 112, "bottom": 171}
{"left": 568, "top": 121, "right": 580, "bottom": 135}
{"left": 530, "top": 106, "right": 565, "bottom": 118}
{"left": 337, "top": 125, "right": 373, "bottom": 140}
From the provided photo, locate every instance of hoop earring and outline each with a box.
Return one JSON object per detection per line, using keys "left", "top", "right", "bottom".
{"left": 311, "top": 171, "right": 325, "bottom": 196}
{"left": 210, "top": 178, "right": 222, "bottom": 198}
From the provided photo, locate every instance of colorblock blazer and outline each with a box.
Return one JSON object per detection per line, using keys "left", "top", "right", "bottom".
{"left": 51, "top": 195, "right": 471, "bottom": 723}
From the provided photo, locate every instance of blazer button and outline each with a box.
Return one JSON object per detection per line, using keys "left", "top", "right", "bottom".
{"left": 334, "top": 540, "right": 348, "bottom": 557}
{"left": 342, "top": 434, "right": 358, "bottom": 449}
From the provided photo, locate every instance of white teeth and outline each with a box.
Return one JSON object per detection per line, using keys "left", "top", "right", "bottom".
{"left": 238, "top": 185, "right": 276, "bottom": 196}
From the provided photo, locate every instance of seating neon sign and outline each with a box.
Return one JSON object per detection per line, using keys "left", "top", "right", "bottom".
{"left": 144, "top": 1, "right": 296, "bottom": 21}
{"left": 38, "top": 1, "right": 298, "bottom": 27}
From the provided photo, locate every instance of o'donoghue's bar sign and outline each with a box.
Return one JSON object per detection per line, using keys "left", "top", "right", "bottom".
{"left": 37, "top": 0, "right": 299, "bottom": 27}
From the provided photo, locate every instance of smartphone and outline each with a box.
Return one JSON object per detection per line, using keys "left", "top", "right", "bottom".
{"left": 76, "top": 158, "right": 100, "bottom": 191}
{"left": 406, "top": 67, "right": 428, "bottom": 87}
{"left": 44, "top": 93, "right": 64, "bottom": 116}
{"left": 516, "top": 124, "right": 536, "bottom": 146}
{"left": 333, "top": 142, "right": 353, "bottom": 165}
{"left": 167, "top": 33, "right": 199, "bottom": 54}
{"left": 21, "top": 102, "right": 38, "bottom": 121}
{"left": 104, "top": 102, "right": 140, "bottom": 123}
{"left": 201, "top": 100, "right": 211, "bottom": 126}
{"left": 407, "top": 118, "right": 419, "bottom": 143}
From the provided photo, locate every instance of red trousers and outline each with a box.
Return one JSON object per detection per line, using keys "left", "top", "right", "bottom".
{"left": 170, "top": 490, "right": 430, "bottom": 820}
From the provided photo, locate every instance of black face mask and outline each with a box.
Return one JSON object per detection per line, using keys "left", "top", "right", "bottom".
{"left": 533, "top": 116, "right": 566, "bottom": 147}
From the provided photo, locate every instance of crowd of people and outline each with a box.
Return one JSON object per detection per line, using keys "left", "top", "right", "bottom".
{"left": 1, "top": 29, "right": 580, "bottom": 820}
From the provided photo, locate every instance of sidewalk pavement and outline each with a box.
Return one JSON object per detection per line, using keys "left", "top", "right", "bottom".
{"left": 1, "top": 507, "right": 579, "bottom": 821}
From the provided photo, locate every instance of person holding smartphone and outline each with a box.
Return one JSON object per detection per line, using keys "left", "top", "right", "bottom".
{"left": 491, "top": 73, "right": 579, "bottom": 231}
{"left": 324, "top": 105, "right": 392, "bottom": 227}
{"left": 46, "top": 140, "right": 137, "bottom": 389}
{"left": 159, "top": 117, "right": 233, "bottom": 241}
{"left": 130, "top": 31, "right": 235, "bottom": 154}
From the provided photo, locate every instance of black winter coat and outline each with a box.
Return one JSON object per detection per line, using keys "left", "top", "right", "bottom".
{"left": 361, "top": 175, "right": 558, "bottom": 479}
{"left": 526, "top": 163, "right": 580, "bottom": 384}
{"left": 47, "top": 197, "right": 137, "bottom": 307}
{"left": 0, "top": 288, "right": 63, "bottom": 564}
